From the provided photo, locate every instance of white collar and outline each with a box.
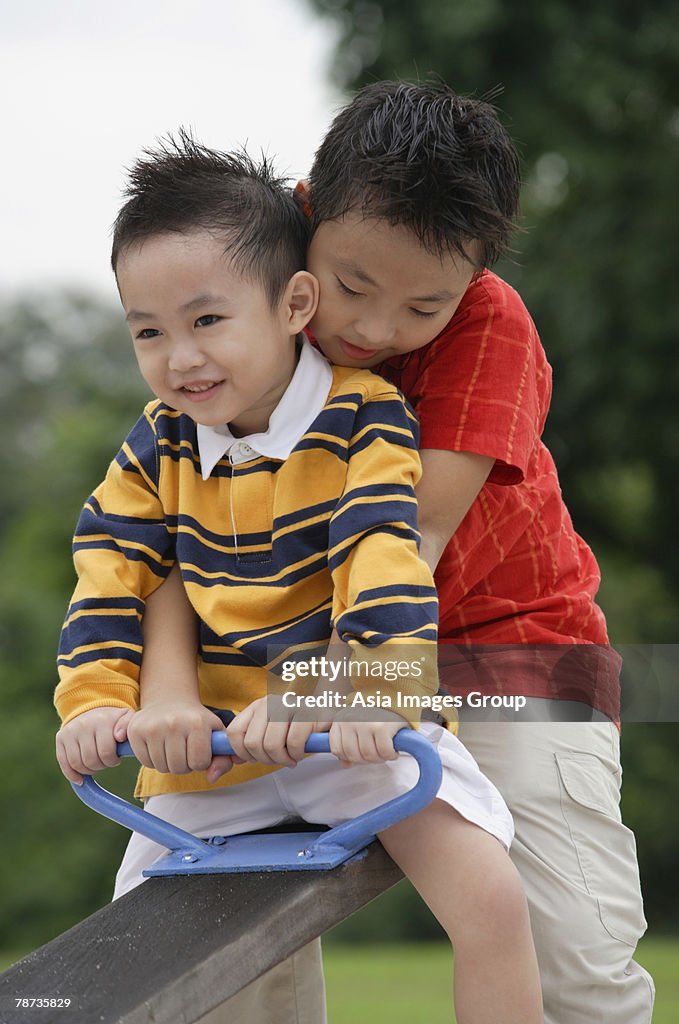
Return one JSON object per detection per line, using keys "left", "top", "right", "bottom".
{"left": 196, "top": 339, "right": 333, "bottom": 479}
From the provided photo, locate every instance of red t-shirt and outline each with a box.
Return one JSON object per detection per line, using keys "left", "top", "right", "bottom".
{"left": 375, "top": 271, "right": 619, "bottom": 719}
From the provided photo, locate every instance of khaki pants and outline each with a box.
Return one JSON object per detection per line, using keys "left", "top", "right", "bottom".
{"left": 209, "top": 719, "right": 654, "bottom": 1024}
{"left": 196, "top": 941, "right": 326, "bottom": 1024}
{"left": 458, "top": 718, "right": 654, "bottom": 1024}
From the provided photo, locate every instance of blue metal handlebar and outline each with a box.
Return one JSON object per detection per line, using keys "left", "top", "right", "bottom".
{"left": 71, "top": 728, "right": 442, "bottom": 874}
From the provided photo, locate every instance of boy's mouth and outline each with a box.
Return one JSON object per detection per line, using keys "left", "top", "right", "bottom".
{"left": 339, "top": 339, "right": 379, "bottom": 361}
{"left": 179, "top": 380, "right": 224, "bottom": 401}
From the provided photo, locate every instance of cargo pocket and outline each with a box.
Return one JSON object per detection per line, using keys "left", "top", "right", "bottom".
{"left": 555, "top": 752, "right": 647, "bottom": 945}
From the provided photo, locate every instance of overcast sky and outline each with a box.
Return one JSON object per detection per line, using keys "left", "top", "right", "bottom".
{"left": 1, "top": 1, "right": 340, "bottom": 304}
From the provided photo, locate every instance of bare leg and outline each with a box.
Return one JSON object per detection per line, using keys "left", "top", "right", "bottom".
{"left": 379, "top": 800, "right": 543, "bottom": 1024}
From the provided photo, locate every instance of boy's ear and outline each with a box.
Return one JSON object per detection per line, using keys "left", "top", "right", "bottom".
{"left": 283, "top": 270, "right": 319, "bottom": 333}
{"left": 293, "top": 180, "right": 313, "bottom": 219}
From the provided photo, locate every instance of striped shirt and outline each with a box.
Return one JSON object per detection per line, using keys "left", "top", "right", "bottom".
{"left": 55, "top": 362, "right": 438, "bottom": 796}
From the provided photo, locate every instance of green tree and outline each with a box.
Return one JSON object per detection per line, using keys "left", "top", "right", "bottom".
{"left": 0, "top": 293, "right": 148, "bottom": 949}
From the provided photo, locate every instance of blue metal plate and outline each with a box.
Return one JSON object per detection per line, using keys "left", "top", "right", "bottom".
{"left": 143, "top": 832, "right": 372, "bottom": 875}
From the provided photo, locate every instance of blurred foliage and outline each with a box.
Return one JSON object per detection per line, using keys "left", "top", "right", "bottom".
{"left": 619, "top": 723, "right": 679, "bottom": 930}
{"left": 0, "top": 292, "right": 149, "bottom": 948}
{"left": 1, "top": 0, "right": 679, "bottom": 949}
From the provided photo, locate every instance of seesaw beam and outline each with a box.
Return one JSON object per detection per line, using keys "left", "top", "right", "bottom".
{"left": 0, "top": 843, "right": 402, "bottom": 1023}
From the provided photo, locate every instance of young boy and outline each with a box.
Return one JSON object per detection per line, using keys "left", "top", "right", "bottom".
{"left": 54, "top": 136, "right": 542, "bottom": 1024}
{"left": 136, "top": 83, "right": 653, "bottom": 1024}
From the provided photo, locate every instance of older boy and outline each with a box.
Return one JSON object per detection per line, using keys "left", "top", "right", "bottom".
{"left": 304, "top": 80, "right": 653, "bottom": 1024}
{"left": 55, "top": 135, "right": 542, "bottom": 1024}
{"left": 140, "top": 83, "right": 652, "bottom": 1024}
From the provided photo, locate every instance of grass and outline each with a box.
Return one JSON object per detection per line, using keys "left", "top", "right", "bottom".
{"left": 324, "top": 943, "right": 452, "bottom": 1024}
{"left": 1, "top": 935, "right": 675, "bottom": 1021}
{"left": 323, "top": 935, "right": 677, "bottom": 1023}
{"left": 636, "top": 936, "right": 679, "bottom": 1023}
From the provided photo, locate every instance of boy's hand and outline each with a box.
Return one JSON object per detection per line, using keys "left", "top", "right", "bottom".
{"left": 126, "top": 700, "right": 229, "bottom": 779}
{"left": 329, "top": 706, "right": 405, "bottom": 768}
{"left": 226, "top": 696, "right": 330, "bottom": 774}
{"left": 56, "top": 706, "right": 135, "bottom": 785}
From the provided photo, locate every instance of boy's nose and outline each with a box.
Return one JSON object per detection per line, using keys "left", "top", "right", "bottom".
{"left": 168, "top": 338, "right": 207, "bottom": 372}
{"left": 353, "top": 315, "right": 397, "bottom": 347}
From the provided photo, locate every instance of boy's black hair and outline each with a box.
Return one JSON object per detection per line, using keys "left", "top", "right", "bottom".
{"left": 111, "top": 130, "right": 309, "bottom": 305}
{"left": 308, "top": 81, "right": 521, "bottom": 268}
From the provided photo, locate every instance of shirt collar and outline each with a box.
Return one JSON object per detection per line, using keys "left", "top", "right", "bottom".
{"left": 196, "top": 338, "right": 333, "bottom": 479}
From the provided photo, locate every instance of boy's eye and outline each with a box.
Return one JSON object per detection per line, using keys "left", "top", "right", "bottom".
{"left": 195, "top": 314, "right": 221, "bottom": 327}
{"left": 410, "top": 308, "right": 439, "bottom": 319}
{"left": 136, "top": 328, "right": 161, "bottom": 340}
{"left": 336, "top": 276, "right": 363, "bottom": 298}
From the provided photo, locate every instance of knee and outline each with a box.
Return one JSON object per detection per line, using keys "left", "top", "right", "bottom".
{"left": 483, "top": 860, "right": 530, "bottom": 938}
{"left": 449, "top": 856, "right": 531, "bottom": 948}
{"left": 491, "top": 866, "right": 532, "bottom": 940}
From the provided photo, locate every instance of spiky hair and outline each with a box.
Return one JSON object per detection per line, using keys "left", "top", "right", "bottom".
{"left": 111, "top": 129, "right": 309, "bottom": 304}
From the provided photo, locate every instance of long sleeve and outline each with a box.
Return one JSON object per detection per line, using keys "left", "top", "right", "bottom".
{"left": 328, "top": 389, "right": 439, "bottom": 704}
{"left": 55, "top": 404, "right": 175, "bottom": 724}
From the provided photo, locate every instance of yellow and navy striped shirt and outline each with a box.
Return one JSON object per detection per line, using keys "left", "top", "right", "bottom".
{"left": 55, "top": 364, "right": 438, "bottom": 795}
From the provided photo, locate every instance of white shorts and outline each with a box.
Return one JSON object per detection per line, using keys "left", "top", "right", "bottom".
{"left": 113, "top": 721, "right": 514, "bottom": 898}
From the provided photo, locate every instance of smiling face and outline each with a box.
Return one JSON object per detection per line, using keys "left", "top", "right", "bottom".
{"left": 116, "top": 230, "right": 316, "bottom": 435}
{"left": 306, "top": 213, "right": 479, "bottom": 368}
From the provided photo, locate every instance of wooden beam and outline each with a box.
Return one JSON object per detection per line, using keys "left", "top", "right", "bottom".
{"left": 0, "top": 844, "right": 402, "bottom": 1023}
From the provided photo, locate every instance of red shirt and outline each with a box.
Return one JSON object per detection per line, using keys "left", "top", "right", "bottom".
{"left": 376, "top": 271, "right": 619, "bottom": 719}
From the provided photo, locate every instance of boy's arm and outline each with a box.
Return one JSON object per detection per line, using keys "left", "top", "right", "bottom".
{"left": 328, "top": 389, "right": 438, "bottom": 708}
{"left": 129, "top": 566, "right": 229, "bottom": 778}
{"left": 141, "top": 565, "right": 199, "bottom": 690}
{"left": 416, "top": 449, "right": 494, "bottom": 573}
{"left": 54, "top": 405, "right": 177, "bottom": 781}
{"left": 397, "top": 278, "right": 549, "bottom": 594}
{"left": 325, "top": 448, "right": 492, "bottom": 649}
{"left": 55, "top": 405, "right": 173, "bottom": 725}
{"left": 323, "top": 388, "right": 440, "bottom": 763}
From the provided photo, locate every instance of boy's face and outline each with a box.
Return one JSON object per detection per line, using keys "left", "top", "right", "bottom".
{"left": 307, "top": 213, "right": 478, "bottom": 368}
{"left": 116, "top": 230, "right": 299, "bottom": 435}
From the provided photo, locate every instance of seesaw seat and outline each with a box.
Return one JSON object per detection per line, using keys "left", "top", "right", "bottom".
{"left": 71, "top": 728, "right": 442, "bottom": 875}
